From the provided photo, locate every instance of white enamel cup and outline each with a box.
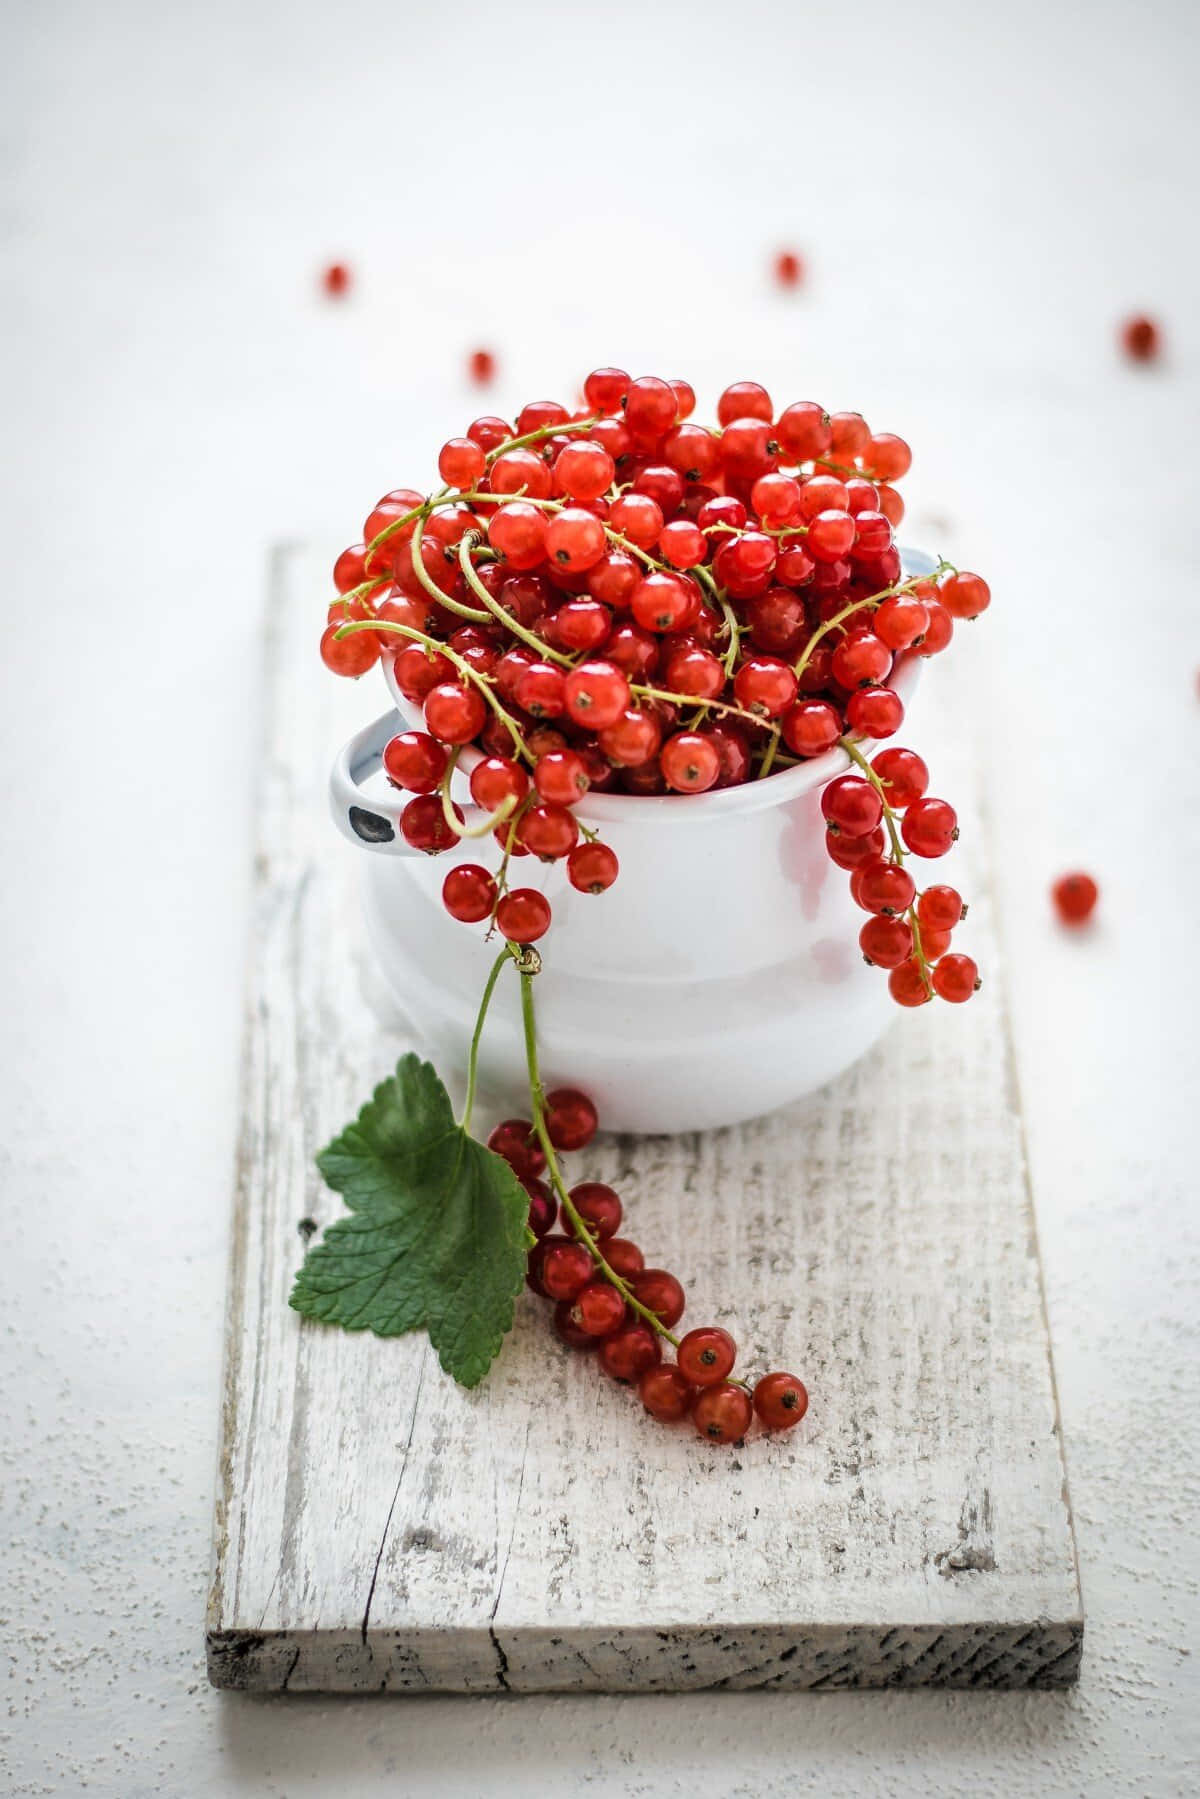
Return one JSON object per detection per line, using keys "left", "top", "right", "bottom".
{"left": 330, "top": 550, "right": 935, "bottom": 1133}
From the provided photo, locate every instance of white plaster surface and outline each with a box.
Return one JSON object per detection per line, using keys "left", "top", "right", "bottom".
{"left": 1, "top": 0, "right": 1197, "bottom": 1791}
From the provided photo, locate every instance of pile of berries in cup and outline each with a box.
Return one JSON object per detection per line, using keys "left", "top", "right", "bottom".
{"left": 323, "top": 367, "right": 990, "bottom": 1010}
{"left": 321, "top": 368, "right": 993, "bottom": 1438}
{"left": 490, "top": 1084, "right": 809, "bottom": 1442}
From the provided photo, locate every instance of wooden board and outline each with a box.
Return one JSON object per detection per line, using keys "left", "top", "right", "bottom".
{"left": 206, "top": 547, "right": 1082, "bottom": 1693}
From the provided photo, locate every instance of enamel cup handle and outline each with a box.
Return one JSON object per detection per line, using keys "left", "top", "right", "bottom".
{"left": 330, "top": 710, "right": 489, "bottom": 856}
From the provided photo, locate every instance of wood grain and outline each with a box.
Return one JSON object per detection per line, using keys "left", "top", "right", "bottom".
{"left": 206, "top": 546, "right": 1082, "bottom": 1693}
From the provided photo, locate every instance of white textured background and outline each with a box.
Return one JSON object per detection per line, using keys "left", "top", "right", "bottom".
{"left": 2, "top": 1, "right": 1197, "bottom": 1793}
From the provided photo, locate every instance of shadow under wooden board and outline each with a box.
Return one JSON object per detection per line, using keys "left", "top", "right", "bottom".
{"left": 207, "top": 546, "right": 1082, "bottom": 1694}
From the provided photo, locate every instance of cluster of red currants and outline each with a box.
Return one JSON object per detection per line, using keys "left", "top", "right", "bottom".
{"left": 321, "top": 368, "right": 992, "bottom": 1008}
{"left": 489, "top": 1086, "right": 807, "bottom": 1443}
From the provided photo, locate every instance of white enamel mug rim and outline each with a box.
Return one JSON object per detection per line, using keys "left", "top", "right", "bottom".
{"left": 375, "top": 544, "right": 934, "bottom": 828}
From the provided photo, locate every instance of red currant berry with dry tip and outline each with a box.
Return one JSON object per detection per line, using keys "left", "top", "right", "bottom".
{"left": 544, "top": 1089, "right": 599, "bottom": 1152}
{"left": 1052, "top": 871, "right": 1099, "bottom": 925}
{"left": 564, "top": 1181, "right": 621, "bottom": 1238}
{"left": 441, "top": 864, "right": 498, "bottom": 923}
{"left": 733, "top": 655, "right": 798, "bottom": 719}
{"left": 875, "top": 595, "right": 929, "bottom": 650}
{"left": 932, "top": 954, "right": 981, "bottom": 1002}
{"left": 860, "top": 915, "right": 914, "bottom": 969}
{"left": 855, "top": 859, "right": 916, "bottom": 916}
{"left": 564, "top": 660, "right": 631, "bottom": 730}
{"left": 567, "top": 841, "right": 619, "bottom": 894}
{"left": 661, "top": 731, "right": 721, "bottom": 794}
{"left": 822, "top": 775, "right": 884, "bottom": 838}
{"left": 599, "top": 1323, "right": 662, "bottom": 1382}
{"left": 569, "top": 1280, "right": 627, "bottom": 1338}
{"left": 692, "top": 1383, "right": 753, "bottom": 1444}
{"left": 546, "top": 507, "right": 607, "bottom": 574}
{"left": 639, "top": 1363, "right": 696, "bottom": 1423}
{"left": 753, "top": 1372, "right": 809, "bottom": 1431}
{"left": 917, "top": 885, "right": 964, "bottom": 932}
{"left": 400, "top": 793, "right": 462, "bottom": 854}
{"left": 901, "top": 797, "right": 959, "bottom": 857}
{"left": 583, "top": 366, "right": 630, "bottom": 413}
{"left": 677, "top": 1326, "right": 737, "bottom": 1387}
{"left": 552, "top": 1298, "right": 598, "bottom": 1349}
{"left": 495, "top": 888, "right": 552, "bottom": 942}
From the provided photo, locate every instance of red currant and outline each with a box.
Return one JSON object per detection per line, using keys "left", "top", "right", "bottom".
{"left": 441, "top": 863, "right": 497, "bottom": 923}
{"left": 546, "top": 507, "right": 607, "bottom": 574}
{"left": 632, "top": 571, "right": 698, "bottom": 634}
{"left": 552, "top": 1298, "right": 598, "bottom": 1349}
{"left": 629, "top": 1269, "right": 686, "bottom": 1329}
{"left": 466, "top": 415, "right": 510, "bottom": 453}
{"left": 663, "top": 423, "right": 721, "bottom": 483}
{"left": 826, "top": 824, "right": 886, "bottom": 870}
{"left": 544, "top": 1090, "right": 599, "bottom": 1152}
{"left": 518, "top": 804, "right": 579, "bottom": 861}
{"left": 604, "top": 1239, "right": 645, "bottom": 1279}
{"left": 564, "top": 660, "right": 631, "bottom": 729}
{"left": 468, "top": 348, "right": 496, "bottom": 384}
{"left": 782, "top": 699, "right": 840, "bottom": 758}
{"left": 437, "top": 437, "right": 486, "bottom": 489}
{"left": 831, "top": 631, "right": 891, "bottom": 690}
{"left": 599, "top": 1323, "right": 662, "bottom": 1382}
{"left": 864, "top": 433, "right": 912, "bottom": 480}
{"left": 733, "top": 655, "right": 798, "bottom": 719}
{"left": 855, "top": 859, "right": 916, "bottom": 916}
{"left": 860, "top": 915, "right": 914, "bottom": 969}
{"left": 661, "top": 731, "right": 721, "bottom": 794}
{"left": 776, "top": 400, "right": 830, "bottom": 460}
{"left": 659, "top": 519, "right": 707, "bottom": 569}
{"left": 752, "top": 1372, "right": 809, "bottom": 1430}
{"left": 773, "top": 250, "right": 804, "bottom": 289}
{"left": 525, "top": 1180, "right": 557, "bottom": 1238}
{"left": 677, "top": 1326, "right": 736, "bottom": 1387}
{"left": 717, "top": 381, "right": 773, "bottom": 425}
{"left": 540, "top": 1239, "right": 596, "bottom": 1302}
{"left": 1051, "top": 871, "right": 1099, "bottom": 925}
{"left": 424, "top": 682, "right": 486, "bottom": 745}
{"left": 495, "top": 888, "right": 552, "bottom": 942}
{"left": 554, "top": 439, "right": 615, "bottom": 500}
{"left": 469, "top": 755, "right": 528, "bottom": 813}
{"left": 692, "top": 1382, "right": 753, "bottom": 1443}
{"left": 584, "top": 366, "right": 630, "bottom": 414}
{"left": 939, "top": 571, "right": 991, "bottom": 621}
{"left": 570, "top": 1280, "right": 627, "bottom": 1338}
{"left": 888, "top": 958, "right": 932, "bottom": 1007}
{"left": 932, "top": 953, "right": 980, "bottom": 1002}
{"left": 871, "top": 747, "right": 928, "bottom": 809}
{"left": 400, "top": 793, "right": 461, "bottom": 854}
{"left": 567, "top": 841, "right": 619, "bottom": 894}
{"left": 565, "top": 1181, "right": 621, "bottom": 1238}
{"left": 917, "top": 885, "right": 964, "bottom": 932}
{"left": 821, "top": 776, "right": 883, "bottom": 838}
{"left": 488, "top": 1119, "right": 545, "bottom": 1181}
{"left": 901, "top": 798, "right": 959, "bottom": 857}
{"left": 845, "top": 685, "right": 904, "bottom": 739}
{"left": 533, "top": 750, "right": 589, "bottom": 807}
{"left": 598, "top": 705, "right": 661, "bottom": 765}
{"left": 1121, "top": 315, "right": 1160, "bottom": 362}
{"left": 917, "top": 602, "right": 954, "bottom": 657}
{"left": 639, "top": 1363, "right": 695, "bottom": 1423}
{"left": 624, "top": 375, "right": 678, "bottom": 437}
{"left": 320, "top": 624, "right": 379, "bottom": 678}
{"left": 322, "top": 262, "right": 351, "bottom": 297}
{"left": 874, "top": 594, "right": 929, "bottom": 650}
{"left": 516, "top": 661, "right": 567, "bottom": 719}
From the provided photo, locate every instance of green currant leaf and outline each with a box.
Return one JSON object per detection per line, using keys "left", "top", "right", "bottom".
{"left": 289, "top": 1053, "right": 531, "bottom": 1389}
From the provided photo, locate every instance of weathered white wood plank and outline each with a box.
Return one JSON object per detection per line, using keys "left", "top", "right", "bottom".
{"left": 207, "top": 546, "right": 1082, "bottom": 1693}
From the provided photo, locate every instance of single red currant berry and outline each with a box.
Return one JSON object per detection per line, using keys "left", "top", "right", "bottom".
{"left": 320, "top": 623, "right": 379, "bottom": 677}
{"left": 632, "top": 463, "right": 685, "bottom": 516}
{"left": 546, "top": 507, "right": 607, "bottom": 573}
{"left": 468, "top": 348, "right": 496, "bottom": 384}
{"left": 663, "top": 422, "right": 721, "bottom": 483}
{"left": 1051, "top": 871, "right": 1099, "bottom": 925}
{"left": 1121, "top": 315, "right": 1160, "bottom": 362}
{"left": 888, "top": 958, "right": 932, "bottom": 1007}
{"left": 332, "top": 544, "right": 368, "bottom": 592}
{"left": 321, "top": 261, "right": 351, "bottom": 297}
{"left": 829, "top": 411, "right": 870, "bottom": 459}
{"left": 807, "top": 509, "right": 858, "bottom": 564}
{"left": 552, "top": 1298, "right": 599, "bottom": 1349}
{"left": 719, "top": 416, "right": 777, "bottom": 481}
{"left": 564, "top": 660, "right": 631, "bottom": 729}
{"left": 516, "top": 661, "right": 568, "bottom": 719}
{"left": 660, "top": 731, "right": 721, "bottom": 794}
{"left": 487, "top": 500, "right": 549, "bottom": 570}
{"left": 598, "top": 705, "right": 662, "bottom": 766}
{"left": 717, "top": 381, "right": 773, "bottom": 425}
{"left": 853, "top": 511, "right": 893, "bottom": 557}
{"left": 855, "top": 859, "right": 916, "bottom": 916}
{"left": 932, "top": 953, "right": 981, "bottom": 1002}
{"left": 702, "top": 723, "right": 753, "bottom": 788}
{"left": 692, "top": 1382, "right": 753, "bottom": 1443}
{"left": 540, "top": 1240, "right": 596, "bottom": 1302}
{"left": 603, "top": 1239, "right": 645, "bottom": 1279}
{"left": 400, "top": 793, "right": 461, "bottom": 854}
{"left": 587, "top": 550, "right": 641, "bottom": 610}
{"left": 639, "top": 1363, "right": 696, "bottom": 1423}
{"left": 470, "top": 756, "right": 529, "bottom": 814}
{"left": 752, "top": 1372, "right": 809, "bottom": 1431}
{"left": 441, "top": 863, "right": 498, "bottom": 923}
{"left": 518, "top": 804, "right": 579, "bottom": 861}
{"left": 752, "top": 472, "right": 803, "bottom": 525}
{"left": 696, "top": 493, "right": 747, "bottom": 534}
{"left": 565, "top": 1181, "right": 621, "bottom": 1239}
{"left": 799, "top": 475, "right": 848, "bottom": 518}
{"left": 871, "top": 747, "right": 929, "bottom": 810}
{"left": 554, "top": 439, "right": 616, "bottom": 500}
{"left": 668, "top": 377, "right": 696, "bottom": 419}
{"left": 570, "top": 1280, "right": 628, "bottom": 1338}
{"left": 608, "top": 492, "right": 664, "bottom": 550}
{"left": 567, "top": 841, "right": 619, "bottom": 894}
{"left": 940, "top": 571, "right": 991, "bottom": 621}
{"left": 826, "top": 824, "right": 886, "bottom": 870}
{"left": 488, "top": 1119, "right": 545, "bottom": 1181}
{"left": 874, "top": 595, "right": 929, "bottom": 651}
{"left": 392, "top": 643, "right": 455, "bottom": 702}
{"left": 533, "top": 750, "right": 590, "bottom": 807}
{"left": 599, "top": 1323, "right": 663, "bottom": 1382}
{"left": 745, "top": 586, "right": 808, "bottom": 656}
{"left": 845, "top": 685, "right": 904, "bottom": 739}
{"left": 677, "top": 1326, "right": 737, "bottom": 1387}
{"left": 901, "top": 797, "right": 959, "bottom": 857}
{"left": 424, "top": 682, "right": 486, "bottom": 745}
{"left": 495, "top": 888, "right": 552, "bottom": 942}
{"left": 773, "top": 249, "right": 804, "bottom": 289}
{"left": 917, "top": 601, "right": 954, "bottom": 657}
{"left": 821, "top": 775, "right": 884, "bottom": 838}
{"left": 631, "top": 571, "right": 699, "bottom": 634}
{"left": 437, "top": 436, "right": 486, "bottom": 489}
{"left": 658, "top": 519, "right": 707, "bottom": 569}
{"left": 860, "top": 915, "right": 914, "bottom": 969}
{"left": 775, "top": 400, "right": 830, "bottom": 459}
{"left": 782, "top": 699, "right": 841, "bottom": 758}
{"left": 864, "top": 433, "right": 912, "bottom": 481}
{"left": 919, "top": 926, "right": 953, "bottom": 959}
{"left": 466, "top": 414, "right": 510, "bottom": 452}
{"left": 664, "top": 645, "right": 725, "bottom": 702}
{"left": 623, "top": 376, "right": 678, "bottom": 438}
{"left": 918, "top": 885, "right": 964, "bottom": 932}
{"left": 525, "top": 1179, "right": 557, "bottom": 1239}
{"left": 733, "top": 655, "right": 798, "bottom": 719}
{"left": 583, "top": 366, "right": 631, "bottom": 414}
{"left": 629, "top": 1269, "right": 686, "bottom": 1329}
{"left": 544, "top": 1090, "right": 599, "bottom": 1153}
{"left": 553, "top": 596, "right": 612, "bottom": 653}
{"left": 831, "top": 631, "right": 891, "bottom": 689}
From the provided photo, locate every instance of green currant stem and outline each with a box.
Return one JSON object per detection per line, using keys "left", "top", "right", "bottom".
{"left": 839, "top": 734, "right": 934, "bottom": 996}
{"left": 516, "top": 965, "right": 681, "bottom": 1351}
{"left": 409, "top": 500, "right": 492, "bottom": 624}
{"left": 755, "top": 728, "right": 782, "bottom": 781}
{"left": 791, "top": 562, "right": 956, "bottom": 685}
{"left": 488, "top": 797, "right": 533, "bottom": 922}
{"left": 437, "top": 746, "right": 517, "bottom": 839}
{"left": 460, "top": 946, "right": 517, "bottom": 1135}
{"left": 457, "top": 537, "right": 573, "bottom": 668}
{"left": 484, "top": 415, "right": 601, "bottom": 465}
{"left": 630, "top": 682, "right": 770, "bottom": 735}
{"left": 336, "top": 618, "right": 531, "bottom": 763}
